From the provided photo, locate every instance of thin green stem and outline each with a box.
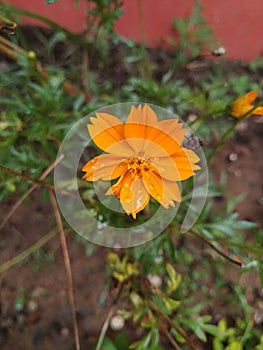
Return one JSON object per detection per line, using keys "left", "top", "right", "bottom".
{"left": 0, "top": 228, "right": 59, "bottom": 274}
{"left": 137, "top": 0, "right": 151, "bottom": 79}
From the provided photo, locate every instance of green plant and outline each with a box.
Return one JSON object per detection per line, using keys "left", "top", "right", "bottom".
{"left": 168, "top": 0, "right": 218, "bottom": 69}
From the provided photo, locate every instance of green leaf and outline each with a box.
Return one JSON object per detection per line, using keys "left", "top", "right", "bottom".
{"left": 114, "top": 331, "right": 130, "bottom": 350}
{"left": 129, "top": 332, "right": 152, "bottom": 349}
{"left": 93, "top": 337, "right": 118, "bottom": 350}
{"left": 130, "top": 292, "right": 143, "bottom": 308}
{"left": 166, "top": 263, "right": 181, "bottom": 294}
{"left": 194, "top": 326, "right": 207, "bottom": 341}
{"left": 201, "top": 324, "right": 227, "bottom": 337}
{"left": 163, "top": 297, "right": 181, "bottom": 311}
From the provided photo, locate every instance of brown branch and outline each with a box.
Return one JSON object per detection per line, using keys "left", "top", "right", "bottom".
{"left": 0, "top": 154, "right": 64, "bottom": 230}
{"left": 149, "top": 301, "right": 200, "bottom": 350}
{"left": 160, "top": 322, "right": 181, "bottom": 350}
{"left": 190, "top": 229, "right": 244, "bottom": 267}
{"left": 0, "top": 164, "right": 61, "bottom": 192}
{"left": 49, "top": 190, "right": 80, "bottom": 350}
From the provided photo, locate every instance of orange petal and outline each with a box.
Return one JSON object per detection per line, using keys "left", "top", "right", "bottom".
{"left": 157, "top": 119, "right": 186, "bottom": 145}
{"left": 124, "top": 123, "right": 153, "bottom": 154}
{"left": 231, "top": 91, "right": 260, "bottom": 119}
{"left": 252, "top": 106, "right": 263, "bottom": 115}
{"left": 170, "top": 150, "right": 201, "bottom": 181}
{"left": 88, "top": 113, "right": 125, "bottom": 152}
{"left": 105, "top": 171, "right": 133, "bottom": 199}
{"left": 142, "top": 170, "right": 181, "bottom": 207}
{"left": 150, "top": 148, "right": 199, "bottom": 181}
{"left": 126, "top": 104, "right": 158, "bottom": 126}
{"left": 120, "top": 178, "right": 150, "bottom": 219}
{"left": 82, "top": 154, "right": 127, "bottom": 181}
{"left": 125, "top": 124, "right": 184, "bottom": 157}
{"left": 145, "top": 126, "right": 184, "bottom": 156}
{"left": 244, "top": 91, "right": 258, "bottom": 104}
{"left": 106, "top": 173, "right": 150, "bottom": 218}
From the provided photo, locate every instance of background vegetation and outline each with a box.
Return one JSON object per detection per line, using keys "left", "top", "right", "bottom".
{"left": 0, "top": 1, "right": 263, "bottom": 349}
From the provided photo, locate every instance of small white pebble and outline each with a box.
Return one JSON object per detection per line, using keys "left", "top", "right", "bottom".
{"left": 61, "top": 328, "right": 70, "bottom": 336}
{"left": 147, "top": 274, "right": 162, "bottom": 287}
{"left": 188, "top": 114, "right": 198, "bottom": 122}
{"left": 228, "top": 153, "right": 238, "bottom": 162}
{"left": 110, "top": 315, "right": 125, "bottom": 331}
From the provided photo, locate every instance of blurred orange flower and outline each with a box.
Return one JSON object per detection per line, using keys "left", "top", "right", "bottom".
{"left": 82, "top": 104, "right": 200, "bottom": 218}
{"left": 231, "top": 91, "right": 263, "bottom": 119}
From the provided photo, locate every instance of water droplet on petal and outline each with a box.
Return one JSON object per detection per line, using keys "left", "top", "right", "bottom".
{"left": 157, "top": 195, "right": 162, "bottom": 201}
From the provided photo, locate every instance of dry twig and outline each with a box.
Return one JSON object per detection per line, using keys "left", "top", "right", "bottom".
{"left": 50, "top": 190, "right": 80, "bottom": 350}
{"left": 190, "top": 229, "right": 245, "bottom": 267}
{"left": 160, "top": 322, "right": 181, "bottom": 350}
{"left": 96, "top": 282, "right": 124, "bottom": 350}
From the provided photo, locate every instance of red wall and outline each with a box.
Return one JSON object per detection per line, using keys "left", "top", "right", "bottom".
{"left": 3, "top": 0, "right": 263, "bottom": 61}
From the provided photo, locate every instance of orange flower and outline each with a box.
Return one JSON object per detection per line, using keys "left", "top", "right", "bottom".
{"left": 231, "top": 91, "right": 263, "bottom": 119}
{"left": 82, "top": 104, "right": 200, "bottom": 219}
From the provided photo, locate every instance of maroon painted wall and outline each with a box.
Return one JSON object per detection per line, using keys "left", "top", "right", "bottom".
{"left": 3, "top": 0, "right": 263, "bottom": 61}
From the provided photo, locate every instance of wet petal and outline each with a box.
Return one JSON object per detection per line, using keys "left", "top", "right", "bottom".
{"left": 82, "top": 154, "right": 127, "bottom": 181}
{"left": 121, "top": 179, "right": 150, "bottom": 219}
{"left": 142, "top": 170, "right": 181, "bottom": 207}
{"left": 106, "top": 173, "right": 150, "bottom": 218}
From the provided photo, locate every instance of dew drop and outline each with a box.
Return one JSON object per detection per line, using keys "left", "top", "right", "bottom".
{"left": 157, "top": 195, "right": 161, "bottom": 201}
{"left": 158, "top": 167, "right": 165, "bottom": 173}
{"left": 149, "top": 184, "right": 154, "bottom": 190}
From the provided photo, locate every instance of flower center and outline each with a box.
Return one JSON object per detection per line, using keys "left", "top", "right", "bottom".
{"left": 126, "top": 158, "right": 152, "bottom": 179}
